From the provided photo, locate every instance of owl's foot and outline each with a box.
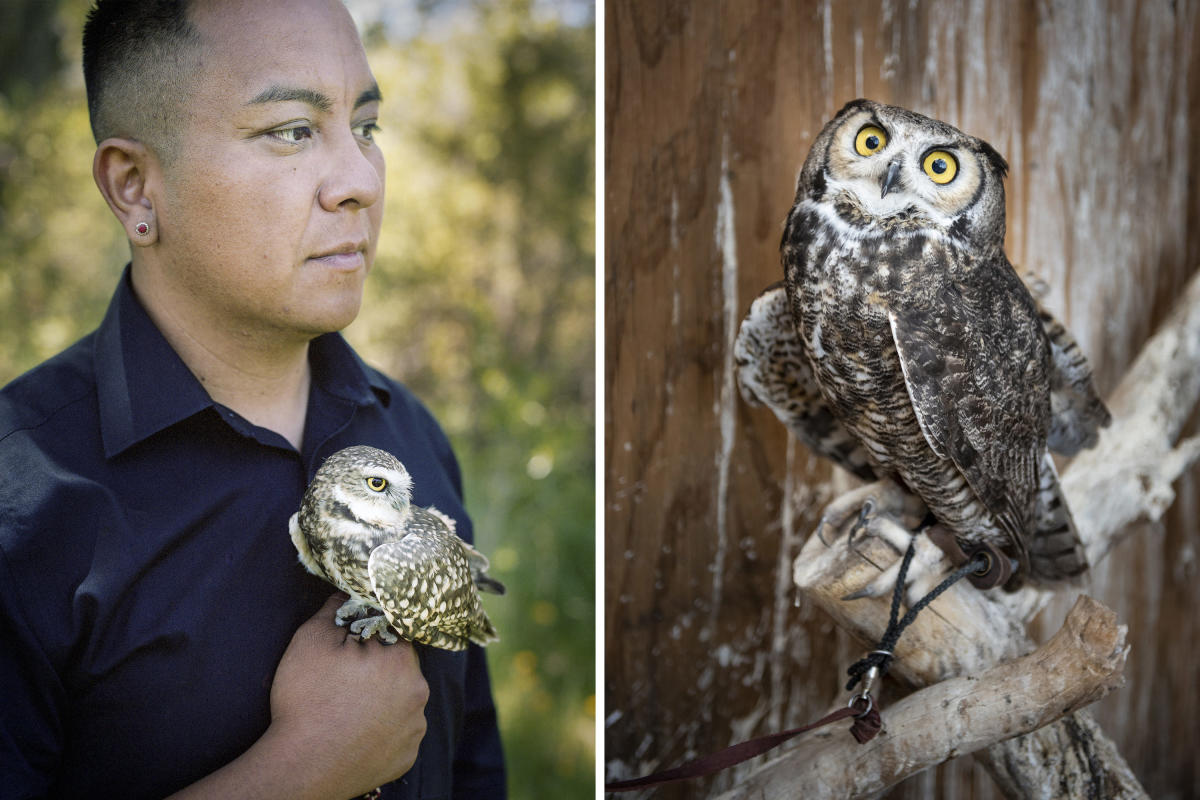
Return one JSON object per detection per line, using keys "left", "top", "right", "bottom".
{"left": 814, "top": 478, "right": 924, "bottom": 546}
{"left": 349, "top": 614, "right": 400, "bottom": 644}
{"left": 840, "top": 513, "right": 950, "bottom": 606}
{"left": 335, "top": 597, "right": 375, "bottom": 627}
{"left": 816, "top": 483, "right": 882, "bottom": 545}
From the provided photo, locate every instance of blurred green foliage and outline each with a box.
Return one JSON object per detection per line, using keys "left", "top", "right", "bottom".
{"left": 0, "top": 1, "right": 595, "bottom": 797}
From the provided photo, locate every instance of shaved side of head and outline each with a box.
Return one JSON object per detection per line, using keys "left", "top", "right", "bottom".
{"left": 83, "top": 0, "right": 203, "bottom": 164}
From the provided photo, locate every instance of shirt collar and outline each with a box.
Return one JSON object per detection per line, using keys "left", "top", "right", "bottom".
{"left": 95, "top": 267, "right": 389, "bottom": 459}
{"left": 308, "top": 326, "right": 392, "bottom": 409}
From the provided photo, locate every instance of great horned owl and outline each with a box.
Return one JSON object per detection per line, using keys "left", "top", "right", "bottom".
{"left": 289, "top": 445, "right": 503, "bottom": 650}
{"left": 737, "top": 99, "right": 1110, "bottom": 584}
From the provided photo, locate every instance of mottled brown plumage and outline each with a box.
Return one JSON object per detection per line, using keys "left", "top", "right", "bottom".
{"left": 289, "top": 445, "right": 503, "bottom": 650}
{"left": 737, "top": 99, "right": 1110, "bottom": 583}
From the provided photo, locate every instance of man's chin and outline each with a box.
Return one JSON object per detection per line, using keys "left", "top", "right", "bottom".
{"left": 297, "top": 298, "right": 364, "bottom": 338}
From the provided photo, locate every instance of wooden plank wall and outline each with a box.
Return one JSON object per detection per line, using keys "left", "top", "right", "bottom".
{"left": 604, "top": 1, "right": 1200, "bottom": 797}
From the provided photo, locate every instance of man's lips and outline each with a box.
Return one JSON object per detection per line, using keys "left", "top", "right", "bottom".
{"left": 308, "top": 242, "right": 367, "bottom": 270}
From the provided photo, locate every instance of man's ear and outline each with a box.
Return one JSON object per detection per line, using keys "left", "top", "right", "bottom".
{"left": 93, "top": 138, "right": 161, "bottom": 245}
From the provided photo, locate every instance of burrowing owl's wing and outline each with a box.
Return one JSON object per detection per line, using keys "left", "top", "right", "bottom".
{"left": 459, "top": 539, "right": 506, "bottom": 595}
{"left": 734, "top": 283, "right": 877, "bottom": 480}
{"left": 421, "top": 506, "right": 505, "bottom": 594}
{"left": 367, "top": 509, "right": 495, "bottom": 651}
{"left": 886, "top": 254, "right": 1048, "bottom": 558}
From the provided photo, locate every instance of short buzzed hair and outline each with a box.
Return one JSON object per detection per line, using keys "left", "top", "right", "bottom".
{"left": 82, "top": 0, "right": 202, "bottom": 163}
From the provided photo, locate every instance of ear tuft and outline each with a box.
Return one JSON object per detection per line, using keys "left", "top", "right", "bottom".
{"left": 978, "top": 140, "right": 1009, "bottom": 178}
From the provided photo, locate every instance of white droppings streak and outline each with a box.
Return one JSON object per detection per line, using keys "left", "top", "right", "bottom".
{"left": 853, "top": 26, "right": 864, "bottom": 99}
{"left": 768, "top": 439, "right": 801, "bottom": 730}
{"left": 669, "top": 188, "right": 680, "bottom": 252}
{"left": 669, "top": 190, "right": 680, "bottom": 418}
{"left": 820, "top": 0, "right": 834, "bottom": 115}
{"left": 880, "top": 0, "right": 897, "bottom": 82}
{"left": 711, "top": 134, "right": 739, "bottom": 633}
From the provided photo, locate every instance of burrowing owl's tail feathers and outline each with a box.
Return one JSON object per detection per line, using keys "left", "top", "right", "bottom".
{"left": 472, "top": 572, "right": 506, "bottom": 596}
{"left": 734, "top": 284, "right": 877, "bottom": 481}
{"left": 468, "top": 610, "right": 500, "bottom": 648}
{"left": 460, "top": 540, "right": 506, "bottom": 595}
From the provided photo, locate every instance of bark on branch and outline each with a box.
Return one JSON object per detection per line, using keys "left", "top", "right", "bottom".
{"left": 721, "top": 270, "right": 1200, "bottom": 798}
{"left": 711, "top": 595, "right": 1128, "bottom": 800}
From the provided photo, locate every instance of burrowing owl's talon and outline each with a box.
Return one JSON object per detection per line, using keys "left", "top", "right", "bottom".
{"left": 350, "top": 614, "right": 400, "bottom": 644}
{"left": 335, "top": 596, "right": 373, "bottom": 626}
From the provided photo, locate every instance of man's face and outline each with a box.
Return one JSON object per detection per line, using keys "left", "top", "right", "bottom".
{"left": 156, "top": 0, "right": 385, "bottom": 341}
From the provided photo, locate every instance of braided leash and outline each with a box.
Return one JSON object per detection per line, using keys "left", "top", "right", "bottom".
{"left": 844, "top": 541, "right": 990, "bottom": 698}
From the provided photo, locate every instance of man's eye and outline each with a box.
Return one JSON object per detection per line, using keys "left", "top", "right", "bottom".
{"left": 353, "top": 121, "right": 380, "bottom": 142}
{"left": 267, "top": 124, "right": 314, "bottom": 145}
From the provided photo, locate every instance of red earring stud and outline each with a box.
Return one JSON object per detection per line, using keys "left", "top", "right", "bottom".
{"left": 135, "top": 222, "right": 150, "bottom": 236}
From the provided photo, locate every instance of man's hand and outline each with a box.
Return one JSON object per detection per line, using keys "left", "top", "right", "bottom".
{"left": 271, "top": 593, "right": 430, "bottom": 789}
{"left": 168, "top": 594, "right": 429, "bottom": 800}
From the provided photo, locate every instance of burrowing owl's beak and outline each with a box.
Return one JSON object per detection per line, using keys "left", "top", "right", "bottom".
{"left": 880, "top": 160, "right": 902, "bottom": 199}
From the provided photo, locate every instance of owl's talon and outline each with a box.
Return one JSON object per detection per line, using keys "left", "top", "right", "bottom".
{"left": 841, "top": 584, "right": 878, "bottom": 601}
{"left": 349, "top": 614, "right": 399, "bottom": 644}
{"left": 335, "top": 597, "right": 374, "bottom": 626}
{"left": 816, "top": 482, "right": 894, "bottom": 545}
{"left": 846, "top": 497, "right": 879, "bottom": 545}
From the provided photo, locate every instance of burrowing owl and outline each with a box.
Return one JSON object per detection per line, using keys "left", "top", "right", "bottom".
{"left": 736, "top": 99, "right": 1110, "bottom": 584}
{"left": 289, "top": 445, "right": 503, "bottom": 650}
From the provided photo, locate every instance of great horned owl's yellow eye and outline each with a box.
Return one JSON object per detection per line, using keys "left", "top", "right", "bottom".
{"left": 922, "top": 150, "right": 958, "bottom": 184}
{"left": 366, "top": 476, "right": 388, "bottom": 492}
{"left": 854, "top": 125, "right": 888, "bottom": 156}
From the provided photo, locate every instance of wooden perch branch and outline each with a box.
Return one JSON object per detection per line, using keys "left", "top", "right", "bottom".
{"left": 1063, "top": 269, "right": 1200, "bottom": 567}
{"left": 720, "top": 271, "right": 1200, "bottom": 799}
{"left": 712, "top": 596, "right": 1128, "bottom": 800}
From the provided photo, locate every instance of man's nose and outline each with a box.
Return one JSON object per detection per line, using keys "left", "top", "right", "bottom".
{"left": 317, "top": 129, "right": 384, "bottom": 211}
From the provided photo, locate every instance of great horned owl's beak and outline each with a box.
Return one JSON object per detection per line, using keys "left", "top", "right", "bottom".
{"left": 880, "top": 160, "right": 902, "bottom": 199}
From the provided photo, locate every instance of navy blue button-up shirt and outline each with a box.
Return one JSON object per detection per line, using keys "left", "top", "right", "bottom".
{"left": 0, "top": 269, "right": 505, "bottom": 799}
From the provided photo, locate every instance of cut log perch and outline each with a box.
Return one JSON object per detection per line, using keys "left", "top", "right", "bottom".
{"left": 716, "top": 269, "right": 1200, "bottom": 799}
{"left": 711, "top": 595, "right": 1128, "bottom": 800}
{"left": 780, "top": 534, "right": 1147, "bottom": 800}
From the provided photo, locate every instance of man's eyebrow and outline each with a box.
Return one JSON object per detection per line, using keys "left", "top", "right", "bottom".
{"left": 245, "top": 84, "right": 381, "bottom": 113}
{"left": 354, "top": 84, "right": 383, "bottom": 109}
{"left": 247, "top": 85, "right": 333, "bottom": 112}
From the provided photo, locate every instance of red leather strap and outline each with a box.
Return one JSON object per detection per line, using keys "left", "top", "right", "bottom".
{"left": 605, "top": 700, "right": 881, "bottom": 792}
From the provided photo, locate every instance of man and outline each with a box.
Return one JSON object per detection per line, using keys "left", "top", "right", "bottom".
{"left": 0, "top": 0, "right": 506, "bottom": 797}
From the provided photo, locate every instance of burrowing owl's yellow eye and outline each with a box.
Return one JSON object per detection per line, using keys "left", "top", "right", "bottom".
{"left": 366, "top": 476, "right": 388, "bottom": 492}
{"left": 922, "top": 150, "right": 958, "bottom": 184}
{"left": 854, "top": 125, "right": 888, "bottom": 156}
